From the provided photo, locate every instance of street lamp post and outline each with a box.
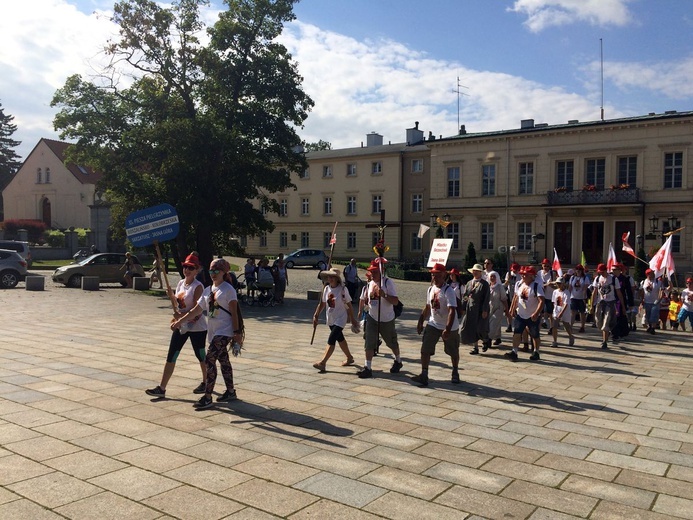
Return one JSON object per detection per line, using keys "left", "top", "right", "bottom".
{"left": 430, "top": 213, "right": 450, "bottom": 239}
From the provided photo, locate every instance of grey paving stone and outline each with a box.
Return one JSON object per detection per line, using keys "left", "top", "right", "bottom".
{"left": 289, "top": 499, "right": 382, "bottom": 519}
{"left": 435, "top": 485, "right": 535, "bottom": 520}
{"left": 0, "top": 498, "right": 66, "bottom": 520}
{"left": 586, "top": 449, "right": 669, "bottom": 475}
{"left": 590, "top": 500, "right": 673, "bottom": 519}
{"left": 294, "top": 471, "right": 387, "bottom": 508}
{"left": 360, "top": 466, "right": 452, "bottom": 500}
{"left": 88, "top": 466, "right": 182, "bottom": 500}
{"left": 560, "top": 474, "right": 656, "bottom": 509}
{"left": 501, "top": 480, "right": 598, "bottom": 517}
{"left": 423, "top": 461, "right": 512, "bottom": 492}
{"left": 652, "top": 494, "right": 693, "bottom": 519}
{"left": 367, "top": 490, "right": 469, "bottom": 520}
{"left": 7, "top": 471, "right": 101, "bottom": 508}
{"left": 55, "top": 491, "right": 161, "bottom": 520}
{"left": 0, "top": 454, "right": 53, "bottom": 485}
{"left": 220, "top": 478, "right": 319, "bottom": 517}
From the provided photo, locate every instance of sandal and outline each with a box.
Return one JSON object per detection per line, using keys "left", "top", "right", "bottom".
{"left": 312, "top": 362, "right": 326, "bottom": 373}
{"left": 341, "top": 358, "right": 355, "bottom": 366}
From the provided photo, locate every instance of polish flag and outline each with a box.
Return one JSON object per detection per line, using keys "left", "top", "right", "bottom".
{"left": 552, "top": 248, "right": 563, "bottom": 277}
{"left": 606, "top": 242, "right": 617, "bottom": 271}
{"left": 622, "top": 231, "right": 635, "bottom": 257}
{"left": 649, "top": 235, "right": 676, "bottom": 279}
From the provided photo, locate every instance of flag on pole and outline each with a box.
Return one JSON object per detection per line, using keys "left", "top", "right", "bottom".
{"left": 580, "top": 251, "right": 588, "bottom": 272}
{"left": 417, "top": 224, "right": 430, "bottom": 239}
{"left": 621, "top": 231, "right": 635, "bottom": 257}
{"left": 649, "top": 235, "right": 676, "bottom": 279}
{"left": 552, "top": 248, "right": 563, "bottom": 277}
{"left": 606, "top": 242, "right": 617, "bottom": 271}
{"left": 329, "top": 233, "right": 336, "bottom": 245}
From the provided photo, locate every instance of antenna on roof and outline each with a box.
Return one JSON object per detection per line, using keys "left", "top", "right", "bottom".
{"left": 600, "top": 38, "right": 604, "bottom": 121}
{"left": 451, "top": 76, "right": 469, "bottom": 133}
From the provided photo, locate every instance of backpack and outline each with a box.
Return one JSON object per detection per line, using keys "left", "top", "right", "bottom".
{"left": 383, "top": 278, "right": 404, "bottom": 318}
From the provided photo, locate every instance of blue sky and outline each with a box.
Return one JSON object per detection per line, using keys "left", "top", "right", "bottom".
{"left": 1, "top": 0, "right": 691, "bottom": 160}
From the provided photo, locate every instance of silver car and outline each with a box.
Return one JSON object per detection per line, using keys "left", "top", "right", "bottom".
{"left": 52, "top": 253, "right": 145, "bottom": 288}
{"left": 283, "top": 248, "right": 329, "bottom": 269}
{"left": 0, "top": 249, "right": 28, "bottom": 288}
{"left": 0, "top": 240, "right": 32, "bottom": 268}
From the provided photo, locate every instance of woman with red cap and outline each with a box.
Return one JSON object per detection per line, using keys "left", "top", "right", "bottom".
{"left": 145, "top": 253, "right": 207, "bottom": 398}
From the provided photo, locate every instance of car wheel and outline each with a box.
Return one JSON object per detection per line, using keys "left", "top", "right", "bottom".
{"left": 0, "top": 270, "right": 19, "bottom": 289}
{"left": 317, "top": 261, "right": 327, "bottom": 270}
{"left": 67, "top": 274, "right": 83, "bottom": 288}
{"left": 285, "top": 261, "right": 294, "bottom": 268}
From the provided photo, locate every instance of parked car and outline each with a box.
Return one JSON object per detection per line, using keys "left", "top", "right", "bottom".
{"left": 0, "top": 249, "right": 28, "bottom": 288}
{"left": 283, "top": 248, "right": 329, "bottom": 270}
{"left": 0, "top": 240, "right": 32, "bottom": 268}
{"left": 52, "top": 253, "right": 145, "bottom": 288}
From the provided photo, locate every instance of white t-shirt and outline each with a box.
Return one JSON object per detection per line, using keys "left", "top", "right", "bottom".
{"left": 426, "top": 284, "right": 458, "bottom": 331}
{"left": 680, "top": 289, "right": 693, "bottom": 312}
{"left": 552, "top": 288, "right": 571, "bottom": 323}
{"left": 640, "top": 278, "right": 661, "bottom": 304}
{"left": 516, "top": 279, "right": 545, "bottom": 319}
{"left": 175, "top": 279, "right": 207, "bottom": 332}
{"left": 569, "top": 275, "right": 590, "bottom": 300}
{"left": 198, "top": 281, "right": 238, "bottom": 341}
{"left": 365, "top": 277, "right": 398, "bottom": 322}
{"left": 591, "top": 274, "right": 621, "bottom": 303}
{"left": 538, "top": 269, "right": 556, "bottom": 300}
{"left": 322, "top": 284, "right": 351, "bottom": 327}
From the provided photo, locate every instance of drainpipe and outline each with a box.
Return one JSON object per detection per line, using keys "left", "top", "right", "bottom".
{"left": 399, "top": 151, "right": 404, "bottom": 262}
{"left": 505, "top": 137, "right": 510, "bottom": 257}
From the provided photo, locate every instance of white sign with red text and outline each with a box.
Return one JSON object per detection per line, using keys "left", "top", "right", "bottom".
{"left": 427, "top": 239, "right": 453, "bottom": 267}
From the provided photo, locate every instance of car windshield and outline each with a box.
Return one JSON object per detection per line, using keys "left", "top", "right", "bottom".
{"left": 76, "top": 254, "right": 101, "bottom": 266}
{"left": 287, "top": 250, "right": 303, "bottom": 257}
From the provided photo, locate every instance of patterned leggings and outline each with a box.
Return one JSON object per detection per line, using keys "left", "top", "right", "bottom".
{"left": 205, "top": 335, "right": 234, "bottom": 395}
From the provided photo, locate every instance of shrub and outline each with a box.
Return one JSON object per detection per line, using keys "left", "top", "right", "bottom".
{"left": 1, "top": 219, "right": 48, "bottom": 243}
{"left": 45, "top": 230, "right": 66, "bottom": 247}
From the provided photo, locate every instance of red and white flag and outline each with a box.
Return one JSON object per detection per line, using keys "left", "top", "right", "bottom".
{"left": 329, "top": 233, "right": 336, "bottom": 245}
{"left": 606, "top": 242, "right": 617, "bottom": 271}
{"left": 552, "top": 248, "right": 563, "bottom": 277}
{"left": 649, "top": 235, "right": 676, "bottom": 279}
{"left": 621, "top": 231, "right": 635, "bottom": 257}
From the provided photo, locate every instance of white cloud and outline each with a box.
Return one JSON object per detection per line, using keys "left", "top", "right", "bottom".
{"left": 509, "top": 0, "right": 635, "bottom": 32}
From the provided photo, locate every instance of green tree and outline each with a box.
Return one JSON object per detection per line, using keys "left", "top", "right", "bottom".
{"left": 0, "top": 101, "right": 22, "bottom": 219}
{"left": 304, "top": 140, "right": 331, "bottom": 151}
{"left": 463, "top": 241, "right": 477, "bottom": 270}
{"left": 51, "top": 0, "right": 313, "bottom": 270}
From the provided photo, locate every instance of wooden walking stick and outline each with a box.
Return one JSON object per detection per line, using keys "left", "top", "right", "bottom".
{"left": 311, "top": 222, "right": 338, "bottom": 345}
{"left": 154, "top": 240, "right": 178, "bottom": 313}
{"left": 373, "top": 210, "right": 388, "bottom": 351}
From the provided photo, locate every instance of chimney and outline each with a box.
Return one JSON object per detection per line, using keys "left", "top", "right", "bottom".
{"left": 406, "top": 121, "right": 424, "bottom": 145}
{"left": 366, "top": 132, "right": 383, "bottom": 147}
{"left": 520, "top": 119, "right": 535, "bottom": 129}
{"left": 459, "top": 125, "right": 466, "bottom": 135}
{"left": 428, "top": 131, "right": 435, "bottom": 141}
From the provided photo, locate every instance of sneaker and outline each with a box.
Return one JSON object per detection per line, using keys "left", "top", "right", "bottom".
{"left": 493, "top": 338, "right": 502, "bottom": 346}
{"left": 529, "top": 351, "right": 540, "bottom": 361}
{"left": 469, "top": 347, "right": 479, "bottom": 355}
{"left": 521, "top": 344, "right": 530, "bottom": 352}
{"left": 451, "top": 370, "right": 460, "bottom": 384}
{"left": 193, "top": 395, "right": 213, "bottom": 409}
{"left": 412, "top": 373, "right": 428, "bottom": 387}
{"left": 482, "top": 341, "right": 490, "bottom": 352}
{"left": 217, "top": 389, "right": 237, "bottom": 402}
{"left": 569, "top": 337, "right": 575, "bottom": 346}
{"left": 504, "top": 350, "right": 518, "bottom": 362}
{"left": 193, "top": 382, "right": 206, "bottom": 394}
{"left": 601, "top": 342, "right": 608, "bottom": 349}
{"left": 551, "top": 341, "right": 558, "bottom": 347}
{"left": 357, "top": 367, "right": 373, "bottom": 379}
{"left": 390, "top": 361, "right": 403, "bottom": 374}
{"left": 505, "top": 326, "right": 513, "bottom": 333}
{"left": 145, "top": 386, "right": 165, "bottom": 397}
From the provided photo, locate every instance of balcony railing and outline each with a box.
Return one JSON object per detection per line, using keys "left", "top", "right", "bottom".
{"left": 546, "top": 187, "right": 640, "bottom": 205}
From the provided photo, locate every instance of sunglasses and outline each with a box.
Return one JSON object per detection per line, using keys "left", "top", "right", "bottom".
{"left": 209, "top": 269, "right": 222, "bottom": 275}
{"left": 183, "top": 265, "right": 196, "bottom": 270}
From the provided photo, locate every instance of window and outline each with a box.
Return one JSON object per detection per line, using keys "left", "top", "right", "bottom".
{"left": 372, "top": 232, "right": 379, "bottom": 247}
{"left": 585, "top": 158, "right": 605, "bottom": 190}
{"left": 279, "top": 232, "right": 287, "bottom": 248}
{"left": 518, "top": 162, "right": 533, "bottom": 195}
{"left": 517, "top": 222, "right": 533, "bottom": 251}
{"left": 301, "top": 232, "right": 309, "bottom": 248}
{"left": 346, "top": 163, "right": 357, "bottom": 176}
{"left": 301, "top": 198, "right": 310, "bottom": 215}
{"left": 664, "top": 152, "right": 683, "bottom": 189}
{"left": 372, "top": 194, "right": 382, "bottom": 214}
{"left": 347, "top": 195, "right": 357, "bottom": 215}
{"left": 279, "top": 199, "right": 288, "bottom": 217}
{"left": 45, "top": 168, "right": 51, "bottom": 183}
{"left": 663, "top": 220, "right": 681, "bottom": 253}
{"left": 446, "top": 222, "right": 460, "bottom": 249}
{"left": 411, "top": 232, "right": 422, "bottom": 252}
{"left": 618, "top": 156, "right": 637, "bottom": 187}
{"left": 411, "top": 193, "right": 423, "bottom": 214}
{"left": 323, "top": 197, "right": 332, "bottom": 215}
{"left": 412, "top": 159, "right": 423, "bottom": 173}
{"left": 371, "top": 161, "right": 382, "bottom": 174}
{"left": 481, "top": 222, "right": 494, "bottom": 250}
{"left": 482, "top": 164, "right": 496, "bottom": 196}
{"left": 299, "top": 169, "right": 309, "bottom": 179}
{"left": 322, "top": 165, "right": 332, "bottom": 178}
{"left": 556, "top": 160, "right": 574, "bottom": 190}
{"left": 447, "top": 167, "right": 460, "bottom": 197}
{"left": 347, "top": 232, "right": 356, "bottom": 249}
{"left": 259, "top": 233, "right": 267, "bottom": 248}
{"left": 36, "top": 168, "right": 42, "bottom": 184}
{"left": 323, "top": 232, "right": 331, "bottom": 248}
{"left": 240, "top": 236, "right": 248, "bottom": 248}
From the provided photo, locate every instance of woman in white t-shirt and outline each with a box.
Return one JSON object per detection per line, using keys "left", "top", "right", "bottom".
{"left": 146, "top": 254, "right": 207, "bottom": 398}
{"left": 551, "top": 276, "right": 575, "bottom": 347}
{"left": 312, "top": 268, "right": 357, "bottom": 372}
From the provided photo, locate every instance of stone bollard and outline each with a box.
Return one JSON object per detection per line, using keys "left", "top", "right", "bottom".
{"left": 307, "top": 290, "right": 321, "bottom": 301}
{"left": 25, "top": 275, "right": 45, "bottom": 291}
{"left": 81, "top": 276, "right": 100, "bottom": 291}
{"left": 133, "top": 277, "right": 150, "bottom": 291}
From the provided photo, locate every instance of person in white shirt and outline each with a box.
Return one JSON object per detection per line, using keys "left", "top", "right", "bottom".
{"left": 507, "top": 266, "right": 545, "bottom": 361}
{"left": 590, "top": 263, "right": 626, "bottom": 349}
{"left": 172, "top": 258, "right": 243, "bottom": 409}
{"left": 551, "top": 275, "right": 575, "bottom": 347}
{"left": 538, "top": 258, "right": 557, "bottom": 332}
{"left": 413, "top": 263, "right": 460, "bottom": 387}
{"left": 569, "top": 264, "right": 590, "bottom": 332}
{"left": 639, "top": 268, "right": 663, "bottom": 334}
{"left": 678, "top": 277, "right": 693, "bottom": 330}
{"left": 482, "top": 258, "right": 500, "bottom": 286}
{"left": 312, "top": 268, "right": 357, "bottom": 372}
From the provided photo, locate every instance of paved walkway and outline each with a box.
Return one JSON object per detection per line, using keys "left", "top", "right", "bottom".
{"left": 1, "top": 278, "right": 693, "bottom": 519}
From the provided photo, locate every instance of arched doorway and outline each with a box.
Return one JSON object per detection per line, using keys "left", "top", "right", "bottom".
{"left": 41, "top": 197, "right": 51, "bottom": 227}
